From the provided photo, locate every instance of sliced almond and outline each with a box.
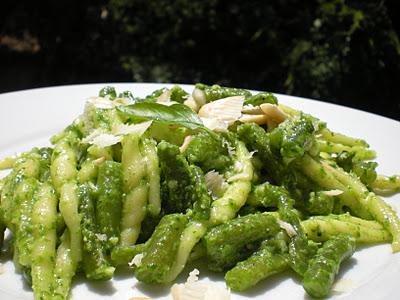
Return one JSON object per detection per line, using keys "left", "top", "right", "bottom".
{"left": 179, "top": 135, "right": 193, "bottom": 153}
{"left": 322, "top": 189, "right": 344, "bottom": 196}
{"left": 260, "top": 103, "right": 288, "bottom": 124}
{"left": 156, "top": 88, "right": 171, "bottom": 102}
{"left": 198, "top": 96, "right": 244, "bottom": 124}
{"left": 241, "top": 104, "right": 263, "bottom": 114}
{"left": 239, "top": 114, "right": 268, "bottom": 125}
{"left": 183, "top": 96, "right": 200, "bottom": 112}
{"left": 92, "top": 157, "right": 106, "bottom": 165}
{"left": 200, "top": 117, "right": 229, "bottom": 132}
{"left": 192, "top": 88, "right": 207, "bottom": 107}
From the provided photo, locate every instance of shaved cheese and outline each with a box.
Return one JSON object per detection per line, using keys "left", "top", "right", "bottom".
{"left": 239, "top": 114, "right": 268, "bottom": 125}
{"left": 157, "top": 89, "right": 171, "bottom": 102}
{"left": 260, "top": 103, "right": 288, "bottom": 124}
{"left": 200, "top": 117, "right": 229, "bottom": 132}
{"left": 322, "top": 189, "right": 344, "bottom": 196}
{"left": 198, "top": 96, "right": 245, "bottom": 131}
{"left": 87, "top": 96, "right": 115, "bottom": 109}
{"left": 171, "top": 269, "right": 231, "bottom": 300}
{"left": 95, "top": 233, "right": 107, "bottom": 241}
{"left": 84, "top": 133, "right": 121, "bottom": 148}
{"left": 129, "top": 253, "right": 144, "bottom": 268}
{"left": 183, "top": 96, "right": 200, "bottom": 112}
{"left": 205, "top": 170, "right": 228, "bottom": 198}
{"left": 187, "top": 268, "right": 200, "bottom": 283}
{"left": 112, "top": 121, "right": 153, "bottom": 136}
{"left": 82, "top": 121, "right": 152, "bottom": 147}
{"left": 86, "top": 96, "right": 128, "bottom": 109}
{"left": 278, "top": 220, "right": 297, "bottom": 237}
{"left": 157, "top": 101, "right": 179, "bottom": 106}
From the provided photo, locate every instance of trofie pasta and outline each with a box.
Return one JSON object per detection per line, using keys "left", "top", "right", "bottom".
{"left": 0, "top": 84, "right": 399, "bottom": 299}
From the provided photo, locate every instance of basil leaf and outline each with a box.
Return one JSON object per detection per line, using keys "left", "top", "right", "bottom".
{"left": 117, "top": 102, "right": 205, "bottom": 130}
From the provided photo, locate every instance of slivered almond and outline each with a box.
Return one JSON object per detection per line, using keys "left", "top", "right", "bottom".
{"left": 260, "top": 103, "right": 288, "bottom": 124}
{"left": 192, "top": 88, "right": 207, "bottom": 107}
{"left": 92, "top": 157, "right": 106, "bottom": 165}
{"left": 179, "top": 135, "right": 193, "bottom": 153}
{"left": 242, "top": 105, "right": 263, "bottom": 114}
{"left": 198, "top": 96, "right": 244, "bottom": 124}
{"left": 183, "top": 96, "right": 200, "bottom": 112}
{"left": 239, "top": 114, "right": 268, "bottom": 125}
{"left": 322, "top": 189, "right": 344, "bottom": 196}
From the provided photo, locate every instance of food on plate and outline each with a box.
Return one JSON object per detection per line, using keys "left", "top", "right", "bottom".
{"left": 0, "top": 84, "right": 400, "bottom": 300}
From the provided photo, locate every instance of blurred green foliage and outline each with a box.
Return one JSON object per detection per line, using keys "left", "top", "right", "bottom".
{"left": 1, "top": 0, "right": 399, "bottom": 118}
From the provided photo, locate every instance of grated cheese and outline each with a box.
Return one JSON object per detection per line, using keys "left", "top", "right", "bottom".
{"left": 171, "top": 269, "right": 231, "bottom": 300}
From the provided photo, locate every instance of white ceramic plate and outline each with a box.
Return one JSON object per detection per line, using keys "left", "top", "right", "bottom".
{"left": 1, "top": 83, "right": 399, "bottom": 300}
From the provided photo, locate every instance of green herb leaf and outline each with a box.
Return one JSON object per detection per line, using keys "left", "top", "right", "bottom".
{"left": 117, "top": 102, "right": 205, "bottom": 130}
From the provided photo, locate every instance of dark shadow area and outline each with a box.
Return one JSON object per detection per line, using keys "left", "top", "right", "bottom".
{"left": 72, "top": 274, "right": 118, "bottom": 296}
{"left": 0, "top": 0, "right": 399, "bottom": 119}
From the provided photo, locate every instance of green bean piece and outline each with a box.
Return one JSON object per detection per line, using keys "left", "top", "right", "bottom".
{"left": 96, "top": 161, "right": 123, "bottom": 247}
{"left": 31, "top": 183, "right": 58, "bottom": 300}
{"left": 79, "top": 183, "right": 115, "bottom": 280}
{"left": 203, "top": 213, "right": 280, "bottom": 271}
{"left": 135, "top": 214, "right": 188, "bottom": 284}
{"left": 53, "top": 230, "right": 75, "bottom": 300}
{"left": 303, "top": 234, "right": 356, "bottom": 298}
{"left": 225, "top": 234, "right": 288, "bottom": 291}
{"left": 302, "top": 214, "right": 391, "bottom": 243}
